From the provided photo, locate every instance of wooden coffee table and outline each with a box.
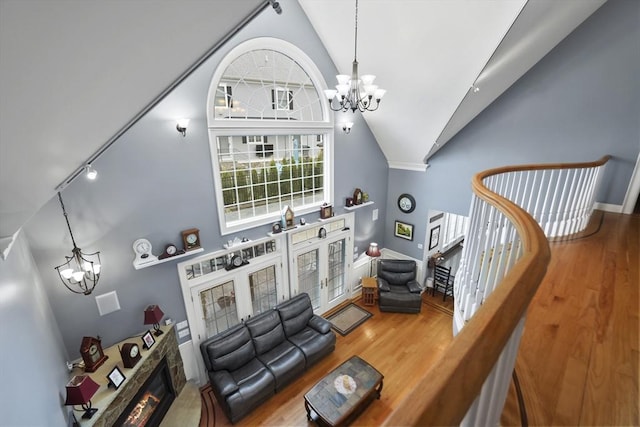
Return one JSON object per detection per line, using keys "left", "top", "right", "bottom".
{"left": 304, "top": 356, "right": 383, "bottom": 426}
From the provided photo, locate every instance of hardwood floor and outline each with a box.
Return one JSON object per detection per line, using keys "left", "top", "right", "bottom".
{"left": 511, "top": 212, "right": 639, "bottom": 426}
{"left": 198, "top": 211, "right": 637, "bottom": 426}
{"left": 206, "top": 297, "right": 454, "bottom": 426}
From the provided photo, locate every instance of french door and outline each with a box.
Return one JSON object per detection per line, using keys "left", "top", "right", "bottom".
{"left": 291, "top": 231, "right": 350, "bottom": 314}
{"left": 178, "top": 236, "right": 288, "bottom": 384}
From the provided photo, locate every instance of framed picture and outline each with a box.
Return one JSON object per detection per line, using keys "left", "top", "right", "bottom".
{"left": 107, "top": 366, "right": 126, "bottom": 390}
{"left": 142, "top": 330, "right": 155, "bottom": 350}
{"left": 429, "top": 225, "right": 441, "bottom": 250}
{"left": 394, "top": 220, "right": 414, "bottom": 241}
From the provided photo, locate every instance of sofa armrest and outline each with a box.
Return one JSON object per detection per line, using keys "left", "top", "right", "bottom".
{"left": 377, "top": 277, "right": 390, "bottom": 292}
{"left": 308, "top": 315, "right": 331, "bottom": 334}
{"left": 210, "top": 370, "right": 239, "bottom": 397}
{"left": 407, "top": 279, "right": 422, "bottom": 293}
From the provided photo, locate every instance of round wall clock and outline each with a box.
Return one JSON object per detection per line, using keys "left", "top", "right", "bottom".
{"left": 398, "top": 193, "right": 416, "bottom": 213}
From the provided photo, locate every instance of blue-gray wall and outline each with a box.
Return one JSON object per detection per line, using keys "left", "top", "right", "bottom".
{"left": 24, "top": 0, "right": 388, "bottom": 357}
{"left": 0, "top": 232, "right": 71, "bottom": 427}
{"left": 385, "top": 0, "right": 640, "bottom": 260}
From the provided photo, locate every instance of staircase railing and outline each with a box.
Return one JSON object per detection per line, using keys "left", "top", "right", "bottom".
{"left": 384, "top": 155, "right": 610, "bottom": 426}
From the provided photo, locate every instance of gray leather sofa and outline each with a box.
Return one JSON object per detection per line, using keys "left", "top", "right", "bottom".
{"left": 377, "top": 259, "right": 423, "bottom": 313}
{"left": 200, "top": 293, "right": 336, "bottom": 423}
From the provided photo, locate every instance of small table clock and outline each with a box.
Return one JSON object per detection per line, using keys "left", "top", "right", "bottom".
{"left": 120, "top": 342, "right": 141, "bottom": 368}
{"left": 80, "top": 336, "right": 108, "bottom": 373}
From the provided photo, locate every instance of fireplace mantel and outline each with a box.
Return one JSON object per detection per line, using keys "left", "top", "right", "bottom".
{"left": 69, "top": 325, "right": 186, "bottom": 426}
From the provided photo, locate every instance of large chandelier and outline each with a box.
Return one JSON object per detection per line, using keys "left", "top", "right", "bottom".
{"left": 54, "top": 192, "right": 101, "bottom": 295}
{"left": 324, "top": 0, "right": 386, "bottom": 113}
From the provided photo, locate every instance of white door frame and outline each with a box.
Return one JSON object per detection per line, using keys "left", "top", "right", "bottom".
{"left": 622, "top": 150, "right": 640, "bottom": 214}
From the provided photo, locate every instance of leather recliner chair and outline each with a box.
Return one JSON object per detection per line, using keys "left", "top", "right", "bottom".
{"left": 376, "top": 259, "right": 423, "bottom": 313}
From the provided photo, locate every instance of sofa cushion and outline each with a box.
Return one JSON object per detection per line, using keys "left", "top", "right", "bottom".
{"left": 202, "top": 324, "right": 256, "bottom": 372}
{"left": 246, "top": 310, "right": 286, "bottom": 355}
{"left": 224, "top": 358, "right": 275, "bottom": 424}
{"left": 256, "top": 341, "right": 305, "bottom": 391}
{"left": 288, "top": 327, "right": 336, "bottom": 367}
{"left": 276, "top": 293, "right": 314, "bottom": 337}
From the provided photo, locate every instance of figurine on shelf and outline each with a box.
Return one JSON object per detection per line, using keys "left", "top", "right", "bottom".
{"left": 281, "top": 206, "right": 295, "bottom": 230}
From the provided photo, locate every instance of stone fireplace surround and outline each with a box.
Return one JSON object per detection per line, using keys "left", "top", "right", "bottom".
{"left": 68, "top": 325, "right": 186, "bottom": 426}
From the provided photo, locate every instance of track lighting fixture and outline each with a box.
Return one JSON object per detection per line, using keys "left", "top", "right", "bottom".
{"left": 176, "top": 118, "right": 190, "bottom": 137}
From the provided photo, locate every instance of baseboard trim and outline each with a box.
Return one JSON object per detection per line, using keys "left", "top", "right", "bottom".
{"left": 594, "top": 202, "right": 622, "bottom": 213}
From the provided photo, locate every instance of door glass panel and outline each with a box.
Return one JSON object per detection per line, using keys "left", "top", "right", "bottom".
{"left": 297, "top": 249, "right": 320, "bottom": 309}
{"left": 327, "top": 239, "right": 346, "bottom": 301}
{"left": 249, "top": 265, "right": 278, "bottom": 315}
{"left": 199, "top": 281, "right": 238, "bottom": 339}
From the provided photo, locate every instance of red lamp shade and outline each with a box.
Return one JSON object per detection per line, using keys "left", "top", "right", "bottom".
{"left": 366, "top": 242, "right": 381, "bottom": 257}
{"left": 144, "top": 304, "right": 164, "bottom": 325}
{"left": 144, "top": 304, "right": 165, "bottom": 336}
{"left": 65, "top": 375, "right": 100, "bottom": 406}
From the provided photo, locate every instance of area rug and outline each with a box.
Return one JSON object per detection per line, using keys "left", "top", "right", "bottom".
{"left": 326, "top": 303, "right": 372, "bottom": 336}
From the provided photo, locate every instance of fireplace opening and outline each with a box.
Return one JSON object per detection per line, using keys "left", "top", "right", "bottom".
{"left": 116, "top": 357, "right": 176, "bottom": 427}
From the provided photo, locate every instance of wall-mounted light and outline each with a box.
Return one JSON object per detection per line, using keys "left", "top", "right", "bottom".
{"left": 85, "top": 164, "right": 98, "bottom": 180}
{"left": 342, "top": 122, "right": 354, "bottom": 134}
{"left": 176, "top": 118, "right": 190, "bottom": 137}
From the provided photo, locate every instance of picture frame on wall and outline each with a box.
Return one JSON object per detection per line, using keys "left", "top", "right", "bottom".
{"left": 429, "top": 225, "right": 441, "bottom": 250}
{"left": 394, "top": 220, "right": 414, "bottom": 241}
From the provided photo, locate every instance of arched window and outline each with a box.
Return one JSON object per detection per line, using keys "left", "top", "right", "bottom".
{"left": 207, "top": 38, "right": 333, "bottom": 235}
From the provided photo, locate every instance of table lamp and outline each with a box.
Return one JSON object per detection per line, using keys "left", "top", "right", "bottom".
{"left": 144, "top": 304, "right": 164, "bottom": 336}
{"left": 64, "top": 375, "right": 100, "bottom": 420}
{"left": 366, "top": 242, "right": 381, "bottom": 276}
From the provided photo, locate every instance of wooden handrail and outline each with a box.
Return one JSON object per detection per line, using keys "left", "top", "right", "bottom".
{"left": 382, "top": 156, "right": 612, "bottom": 426}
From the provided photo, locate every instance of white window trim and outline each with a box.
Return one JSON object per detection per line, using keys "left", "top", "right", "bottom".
{"left": 206, "top": 38, "right": 334, "bottom": 235}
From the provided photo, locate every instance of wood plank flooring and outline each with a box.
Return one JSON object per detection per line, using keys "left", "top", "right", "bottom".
{"left": 207, "top": 297, "right": 454, "bottom": 426}
{"left": 197, "top": 211, "right": 637, "bottom": 426}
{"left": 512, "top": 212, "right": 639, "bottom": 426}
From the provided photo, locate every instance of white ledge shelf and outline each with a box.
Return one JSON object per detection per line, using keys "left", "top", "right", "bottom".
{"left": 344, "top": 201, "right": 374, "bottom": 210}
{"left": 134, "top": 248, "right": 204, "bottom": 270}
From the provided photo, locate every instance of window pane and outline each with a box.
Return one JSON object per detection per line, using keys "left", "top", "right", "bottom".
{"left": 217, "top": 134, "right": 324, "bottom": 227}
{"left": 214, "top": 50, "right": 323, "bottom": 122}
{"left": 249, "top": 265, "right": 278, "bottom": 315}
{"left": 297, "top": 249, "right": 320, "bottom": 310}
{"left": 327, "top": 239, "right": 346, "bottom": 301}
{"left": 199, "top": 281, "right": 238, "bottom": 338}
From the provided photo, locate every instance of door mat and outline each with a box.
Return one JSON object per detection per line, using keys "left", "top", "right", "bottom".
{"left": 326, "top": 303, "right": 372, "bottom": 336}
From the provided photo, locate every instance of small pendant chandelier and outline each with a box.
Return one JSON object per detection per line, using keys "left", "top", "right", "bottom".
{"left": 324, "top": 0, "right": 386, "bottom": 113}
{"left": 54, "top": 192, "right": 101, "bottom": 295}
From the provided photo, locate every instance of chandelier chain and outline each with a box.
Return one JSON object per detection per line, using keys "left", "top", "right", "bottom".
{"left": 58, "top": 192, "right": 78, "bottom": 249}
{"left": 354, "top": 0, "right": 359, "bottom": 61}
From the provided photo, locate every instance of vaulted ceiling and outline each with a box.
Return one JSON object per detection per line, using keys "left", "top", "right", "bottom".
{"left": 0, "top": 0, "right": 605, "bottom": 254}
